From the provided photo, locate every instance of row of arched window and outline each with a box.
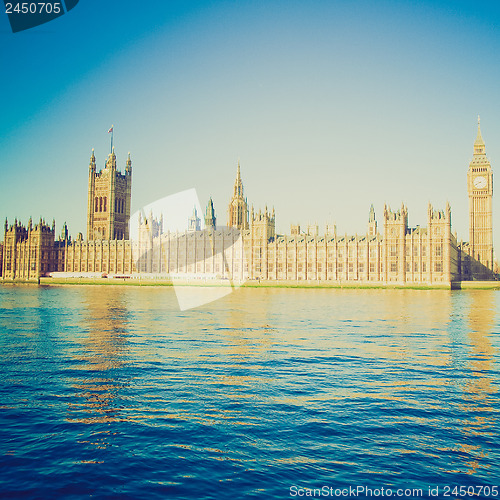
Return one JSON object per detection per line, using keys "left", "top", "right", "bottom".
{"left": 115, "top": 198, "right": 125, "bottom": 214}
{"left": 94, "top": 197, "right": 126, "bottom": 213}
{"left": 95, "top": 196, "right": 107, "bottom": 213}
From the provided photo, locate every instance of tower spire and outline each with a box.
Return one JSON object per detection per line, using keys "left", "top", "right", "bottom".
{"left": 474, "top": 115, "right": 485, "bottom": 155}
{"left": 233, "top": 160, "right": 244, "bottom": 198}
{"left": 126, "top": 151, "right": 132, "bottom": 175}
{"left": 228, "top": 161, "right": 249, "bottom": 229}
{"left": 205, "top": 197, "right": 217, "bottom": 229}
{"left": 368, "top": 204, "right": 375, "bottom": 222}
{"left": 368, "top": 204, "right": 377, "bottom": 236}
{"left": 89, "top": 149, "right": 96, "bottom": 171}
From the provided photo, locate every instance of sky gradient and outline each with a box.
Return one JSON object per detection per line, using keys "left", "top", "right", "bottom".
{"left": 1, "top": 0, "right": 500, "bottom": 249}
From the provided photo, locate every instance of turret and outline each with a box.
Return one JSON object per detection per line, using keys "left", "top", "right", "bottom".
{"left": 126, "top": 152, "right": 132, "bottom": 175}
{"left": 251, "top": 205, "right": 275, "bottom": 242}
{"left": 234, "top": 161, "right": 243, "bottom": 197}
{"left": 205, "top": 197, "right": 217, "bottom": 229}
{"left": 61, "top": 222, "right": 69, "bottom": 241}
{"left": 105, "top": 147, "right": 117, "bottom": 170}
{"left": 89, "top": 148, "right": 96, "bottom": 171}
{"left": 188, "top": 206, "right": 201, "bottom": 232}
{"left": 228, "top": 161, "right": 249, "bottom": 229}
{"left": 368, "top": 204, "right": 377, "bottom": 236}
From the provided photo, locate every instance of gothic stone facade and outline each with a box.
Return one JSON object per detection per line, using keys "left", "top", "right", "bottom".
{"left": 1, "top": 122, "right": 495, "bottom": 283}
{"left": 87, "top": 149, "right": 132, "bottom": 241}
{"left": 0, "top": 205, "right": 461, "bottom": 284}
{"left": 1, "top": 219, "right": 66, "bottom": 280}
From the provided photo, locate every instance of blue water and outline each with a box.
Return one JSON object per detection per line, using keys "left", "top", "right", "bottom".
{"left": 0, "top": 285, "right": 499, "bottom": 499}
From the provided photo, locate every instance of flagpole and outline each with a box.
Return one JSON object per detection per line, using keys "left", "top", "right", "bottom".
{"left": 111, "top": 124, "right": 114, "bottom": 153}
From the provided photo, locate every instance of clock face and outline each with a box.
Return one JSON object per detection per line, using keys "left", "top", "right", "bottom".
{"left": 474, "top": 176, "right": 487, "bottom": 189}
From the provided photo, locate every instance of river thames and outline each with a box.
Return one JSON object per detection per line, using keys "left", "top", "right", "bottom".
{"left": 0, "top": 285, "right": 499, "bottom": 499}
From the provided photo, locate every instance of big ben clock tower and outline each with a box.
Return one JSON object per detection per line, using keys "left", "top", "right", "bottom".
{"left": 467, "top": 116, "right": 493, "bottom": 278}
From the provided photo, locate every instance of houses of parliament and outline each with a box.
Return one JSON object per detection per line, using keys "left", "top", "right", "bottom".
{"left": 0, "top": 120, "right": 497, "bottom": 284}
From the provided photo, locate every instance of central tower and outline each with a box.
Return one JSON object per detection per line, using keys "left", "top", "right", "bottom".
{"left": 228, "top": 161, "right": 249, "bottom": 230}
{"left": 467, "top": 117, "right": 493, "bottom": 277}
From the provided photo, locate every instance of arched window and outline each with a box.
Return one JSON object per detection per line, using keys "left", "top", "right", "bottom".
{"left": 95, "top": 197, "right": 98, "bottom": 212}
{"left": 99, "top": 197, "right": 103, "bottom": 212}
{"left": 104, "top": 197, "right": 107, "bottom": 212}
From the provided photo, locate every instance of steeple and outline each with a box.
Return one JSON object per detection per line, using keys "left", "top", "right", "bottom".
{"left": 126, "top": 152, "right": 132, "bottom": 175}
{"left": 234, "top": 161, "right": 244, "bottom": 198}
{"left": 205, "top": 197, "right": 217, "bottom": 229}
{"left": 89, "top": 149, "right": 96, "bottom": 171}
{"left": 188, "top": 206, "right": 201, "bottom": 232}
{"left": 61, "top": 221, "right": 68, "bottom": 241}
{"left": 228, "top": 161, "right": 249, "bottom": 230}
{"left": 368, "top": 204, "right": 377, "bottom": 236}
{"left": 474, "top": 115, "right": 485, "bottom": 155}
{"left": 368, "top": 204, "right": 375, "bottom": 222}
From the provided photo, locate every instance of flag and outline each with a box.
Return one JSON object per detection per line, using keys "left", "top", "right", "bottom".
{"left": 108, "top": 126, "right": 113, "bottom": 133}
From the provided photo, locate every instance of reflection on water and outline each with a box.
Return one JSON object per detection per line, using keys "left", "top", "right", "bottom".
{"left": 467, "top": 291, "right": 496, "bottom": 396}
{"left": 457, "top": 292, "right": 498, "bottom": 476}
{"left": 66, "top": 288, "right": 131, "bottom": 425}
{"left": 0, "top": 285, "right": 499, "bottom": 498}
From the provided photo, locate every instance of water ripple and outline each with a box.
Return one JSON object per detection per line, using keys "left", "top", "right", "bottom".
{"left": 0, "top": 286, "right": 499, "bottom": 498}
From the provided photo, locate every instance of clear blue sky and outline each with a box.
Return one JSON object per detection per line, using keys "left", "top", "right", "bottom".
{"left": 1, "top": 0, "right": 500, "bottom": 249}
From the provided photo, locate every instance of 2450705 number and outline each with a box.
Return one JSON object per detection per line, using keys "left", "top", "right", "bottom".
{"left": 443, "top": 485, "right": 499, "bottom": 497}
{"left": 5, "top": 3, "right": 62, "bottom": 14}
